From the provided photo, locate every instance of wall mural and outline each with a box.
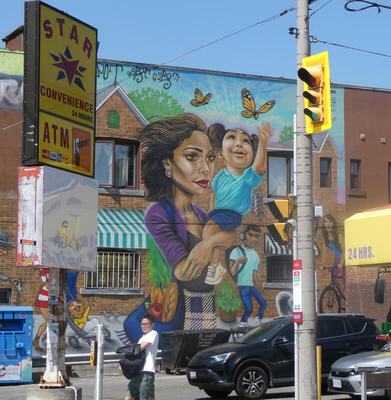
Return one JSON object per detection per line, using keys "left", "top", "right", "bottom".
{"left": 93, "top": 61, "right": 346, "bottom": 344}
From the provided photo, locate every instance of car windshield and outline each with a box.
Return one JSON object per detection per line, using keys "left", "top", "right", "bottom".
{"left": 236, "top": 320, "right": 289, "bottom": 344}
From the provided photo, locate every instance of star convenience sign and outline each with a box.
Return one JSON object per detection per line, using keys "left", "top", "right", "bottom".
{"left": 29, "top": 2, "right": 98, "bottom": 177}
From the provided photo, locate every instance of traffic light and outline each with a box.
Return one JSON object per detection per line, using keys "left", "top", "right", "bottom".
{"left": 265, "top": 196, "right": 296, "bottom": 243}
{"left": 297, "top": 51, "right": 332, "bottom": 134}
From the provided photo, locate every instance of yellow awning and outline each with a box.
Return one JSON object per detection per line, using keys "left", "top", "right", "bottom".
{"left": 345, "top": 204, "right": 391, "bottom": 266}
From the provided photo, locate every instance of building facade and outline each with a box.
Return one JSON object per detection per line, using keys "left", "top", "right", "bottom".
{"left": 1, "top": 29, "right": 391, "bottom": 360}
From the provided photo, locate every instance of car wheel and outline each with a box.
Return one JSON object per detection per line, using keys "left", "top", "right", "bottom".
{"left": 204, "top": 389, "right": 232, "bottom": 398}
{"left": 235, "top": 365, "right": 268, "bottom": 399}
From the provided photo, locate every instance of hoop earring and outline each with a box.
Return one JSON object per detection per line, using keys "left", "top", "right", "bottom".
{"left": 165, "top": 168, "right": 172, "bottom": 178}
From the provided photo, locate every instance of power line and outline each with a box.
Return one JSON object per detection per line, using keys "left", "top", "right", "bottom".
{"left": 345, "top": 0, "right": 391, "bottom": 12}
{"left": 159, "top": 8, "right": 296, "bottom": 66}
{"left": 312, "top": 36, "right": 391, "bottom": 58}
{"left": 310, "top": 0, "right": 334, "bottom": 17}
{"left": 288, "top": 27, "right": 391, "bottom": 59}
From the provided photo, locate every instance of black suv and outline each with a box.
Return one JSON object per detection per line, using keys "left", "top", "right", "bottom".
{"left": 186, "top": 314, "right": 385, "bottom": 399}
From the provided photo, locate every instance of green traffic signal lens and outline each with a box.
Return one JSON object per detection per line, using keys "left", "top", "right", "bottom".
{"left": 304, "top": 108, "right": 319, "bottom": 121}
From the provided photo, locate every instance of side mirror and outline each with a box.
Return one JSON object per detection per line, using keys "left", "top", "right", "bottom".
{"left": 374, "top": 278, "right": 385, "bottom": 304}
{"left": 273, "top": 336, "right": 289, "bottom": 346}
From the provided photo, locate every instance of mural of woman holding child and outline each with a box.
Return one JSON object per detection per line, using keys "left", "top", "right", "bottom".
{"left": 123, "top": 113, "right": 272, "bottom": 341}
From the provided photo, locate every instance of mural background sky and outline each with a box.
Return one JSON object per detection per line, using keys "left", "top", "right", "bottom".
{"left": 1, "top": 0, "right": 391, "bottom": 90}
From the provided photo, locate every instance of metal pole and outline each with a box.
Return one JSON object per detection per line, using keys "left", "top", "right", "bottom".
{"left": 94, "top": 324, "right": 104, "bottom": 400}
{"left": 296, "top": 1, "right": 318, "bottom": 399}
{"left": 361, "top": 371, "right": 367, "bottom": 400}
{"left": 42, "top": 268, "right": 67, "bottom": 386}
{"left": 293, "top": 114, "right": 299, "bottom": 400}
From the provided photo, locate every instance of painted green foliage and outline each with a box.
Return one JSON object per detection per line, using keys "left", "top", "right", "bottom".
{"left": 280, "top": 125, "right": 293, "bottom": 142}
{"left": 128, "top": 88, "right": 185, "bottom": 122}
{"left": 145, "top": 236, "right": 172, "bottom": 290}
{"left": 216, "top": 281, "right": 242, "bottom": 312}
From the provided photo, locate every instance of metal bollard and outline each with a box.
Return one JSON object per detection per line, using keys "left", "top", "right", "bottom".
{"left": 361, "top": 370, "right": 367, "bottom": 400}
{"left": 93, "top": 324, "right": 105, "bottom": 400}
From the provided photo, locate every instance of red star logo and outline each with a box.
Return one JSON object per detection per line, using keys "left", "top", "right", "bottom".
{"left": 53, "top": 53, "right": 83, "bottom": 84}
{"left": 50, "top": 47, "right": 86, "bottom": 91}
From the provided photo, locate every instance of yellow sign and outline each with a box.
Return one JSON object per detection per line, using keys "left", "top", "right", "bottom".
{"left": 38, "top": 112, "right": 94, "bottom": 175}
{"left": 32, "top": 2, "right": 97, "bottom": 176}
{"left": 345, "top": 205, "right": 391, "bottom": 266}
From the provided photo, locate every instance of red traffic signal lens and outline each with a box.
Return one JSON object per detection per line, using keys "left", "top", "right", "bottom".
{"left": 298, "top": 67, "right": 318, "bottom": 87}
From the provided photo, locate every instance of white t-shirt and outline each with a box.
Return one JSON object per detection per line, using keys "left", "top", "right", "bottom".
{"left": 138, "top": 330, "right": 159, "bottom": 373}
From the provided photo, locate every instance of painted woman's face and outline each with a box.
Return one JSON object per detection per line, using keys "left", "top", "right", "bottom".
{"left": 165, "top": 130, "right": 216, "bottom": 196}
{"left": 324, "top": 217, "right": 334, "bottom": 232}
{"left": 221, "top": 129, "right": 253, "bottom": 173}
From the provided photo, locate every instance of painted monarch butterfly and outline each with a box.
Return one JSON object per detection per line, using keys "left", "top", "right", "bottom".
{"left": 190, "top": 88, "right": 212, "bottom": 107}
{"left": 241, "top": 88, "right": 275, "bottom": 120}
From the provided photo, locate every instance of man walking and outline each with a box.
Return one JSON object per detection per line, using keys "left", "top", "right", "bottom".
{"left": 125, "top": 315, "right": 159, "bottom": 400}
{"left": 229, "top": 224, "right": 267, "bottom": 327}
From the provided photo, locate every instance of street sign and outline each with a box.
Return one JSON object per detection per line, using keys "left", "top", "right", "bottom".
{"left": 23, "top": 1, "right": 97, "bottom": 177}
{"left": 293, "top": 259, "right": 303, "bottom": 323}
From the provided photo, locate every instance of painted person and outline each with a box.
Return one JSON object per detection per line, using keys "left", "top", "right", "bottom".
{"left": 229, "top": 224, "right": 267, "bottom": 326}
{"left": 192, "top": 121, "right": 274, "bottom": 285}
{"left": 321, "top": 213, "right": 345, "bottom": 299}
{"left": 140, "top": 113, "right": 229, "bottom": 330}
{"left": 125, "top": 315, "right": 159, "bottom": 400}
{"left": 33, "top": 268, "right": 50, "bottom": 351}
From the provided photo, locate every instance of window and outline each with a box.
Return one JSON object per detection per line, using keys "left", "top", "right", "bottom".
{"left": 108, "top": 110, "right": 119, "bottom": 129}
{"left": 267, "top": 255, "right": 293, "bottom": 282}
{"left": 278, "top": 322, "right": 294, "bottom": 343}
{"left": 350, "top": 159, "right": 361, "bottom": 189}
{"left": 320, "top": 157, "right": 331, "bottom": 188}
{"left": 84, "top": 251, "right": 141, "bottom": 289}
{"left": 317, "top": 318, "right": 345, "bottom": 338}
{"left": 95, "top": 140, "right": 138, "bottom": 187}
{"left": 0, "top": 288, "right": 11, "bottom": 304}
{"left": 268, "top": 153, "right": 294, "bottom": 197}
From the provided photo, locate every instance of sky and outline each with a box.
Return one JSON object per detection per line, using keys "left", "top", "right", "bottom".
{"left": 1, "top": 0, "right": 391, "bottom": 90}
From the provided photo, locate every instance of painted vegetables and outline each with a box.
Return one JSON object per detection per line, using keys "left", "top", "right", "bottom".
{"left": 145, "top": 237, "right": 178, "bottom": 322}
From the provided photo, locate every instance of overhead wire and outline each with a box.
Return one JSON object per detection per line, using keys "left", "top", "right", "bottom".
{"left": 310, "top": 0, "right": 334, "bottom": 17}
{"left": 158, "top": 7, "right": 296, "bottom": 66}
{"left": 312, "top": 37, "right": 391, "bottom": 58}
{"left": 344, "top": 0, "right": 391, "bottom": 12}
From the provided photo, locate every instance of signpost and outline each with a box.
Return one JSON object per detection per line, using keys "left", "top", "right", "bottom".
{"left": 21, "top": 2, "right": 98, "bottom": 395}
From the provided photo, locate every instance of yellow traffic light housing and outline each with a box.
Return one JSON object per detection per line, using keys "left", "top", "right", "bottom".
{"left": 297, "top": 51, "right": 332, "bottom": 134}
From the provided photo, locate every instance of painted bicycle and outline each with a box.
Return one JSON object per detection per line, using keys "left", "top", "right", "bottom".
{"left": 319, "top": 266, "right": 345, "bottom": 313}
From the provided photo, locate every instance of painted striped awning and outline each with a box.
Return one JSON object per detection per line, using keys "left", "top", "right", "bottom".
{"left": 264, "top": 233, "right": 320, "bottom": 257}
{"left": 97, "top": 209, "right": 149, "bottom": 249}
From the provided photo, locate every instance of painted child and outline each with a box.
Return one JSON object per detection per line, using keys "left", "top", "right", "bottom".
{"left": 185, "top": 121, "right": 274, "bottom": 284}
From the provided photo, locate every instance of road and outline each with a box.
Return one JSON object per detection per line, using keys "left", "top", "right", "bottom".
{"left": 0, "top": 371, "right": 357, "bottom": 400}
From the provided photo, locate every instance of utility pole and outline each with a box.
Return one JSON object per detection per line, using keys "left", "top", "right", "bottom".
{"left": 42, "top": 268, "right": 68, "bottom": 386}
{"left": 296, "top": 0, "right": 318, "bottom": 399}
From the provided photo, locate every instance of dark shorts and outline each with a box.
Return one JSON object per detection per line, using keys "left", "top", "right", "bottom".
{"left": 209, "top": 209, "right": 242, "bottom": 231}
{"left": 127, "top": 372, "right": 155, "bottom": 400}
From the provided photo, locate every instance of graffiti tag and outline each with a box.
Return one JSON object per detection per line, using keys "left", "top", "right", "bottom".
{"left": 127, "top": 66, "right": 180, "bottom": 89}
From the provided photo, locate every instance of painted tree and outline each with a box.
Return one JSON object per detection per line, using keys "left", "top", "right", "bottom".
{"left": 280, "top": 125, "right": 293, "bottom": 142}
{"left": 128, "top": 88, "right": 184, "bottom": 122}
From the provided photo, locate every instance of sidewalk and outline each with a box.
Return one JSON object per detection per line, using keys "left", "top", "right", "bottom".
{"left": 0, "top": 371, "right": 199, "bottom": 400}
